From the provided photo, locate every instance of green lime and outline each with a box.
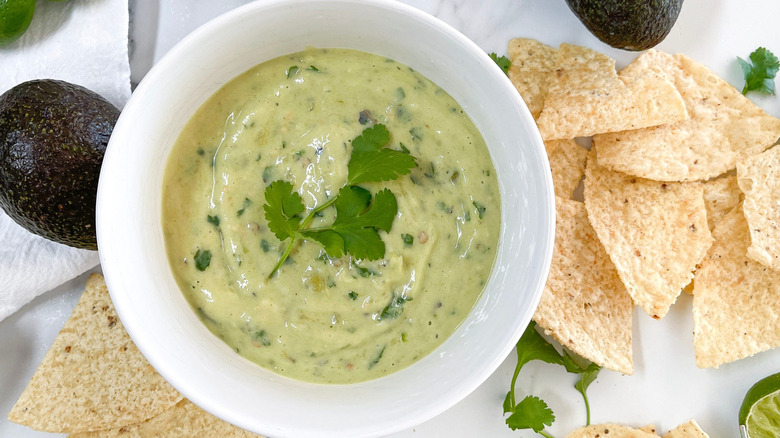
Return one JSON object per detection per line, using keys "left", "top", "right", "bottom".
{"left": 0, "top": 0, "right": 36, "bottom": 46}
{"left": 740, "top": 372, "right": 780, "bottom": 438}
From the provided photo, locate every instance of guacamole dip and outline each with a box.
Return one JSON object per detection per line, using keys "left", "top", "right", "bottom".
{"left": 162, "top": 48, "right": 500, "bottom": 384}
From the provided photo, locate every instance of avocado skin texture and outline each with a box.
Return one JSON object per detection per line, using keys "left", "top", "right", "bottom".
{"left": 0, "top": 79, "right": 119, "bottom": 250}
{"left": 565, "top": 0, "right": 684, "bottom": 51}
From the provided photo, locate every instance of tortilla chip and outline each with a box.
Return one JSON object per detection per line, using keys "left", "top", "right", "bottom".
{"left": 69, "top": 399, "right": 260, "bottom": 438}
{"left": 693, "top": 205, "right": 780, "bottom": 368}
{"left": 737, "top": 146, "right": 780, "bottom": 271}
{"left": 640, "top": 425, "right": 659, "bottom": 434}
{"left": 595, "top": 50, "right": 780, "bottom": 182}
{"left": 702, "top": 175, "right": 742, "bottom": 231}
{"left": 507, "top": 38, "right": 557, "bottom": 119}
{"left": 663, "top": 419, "right": 709, "bottom": 438}
{"left": 567, "top": 424, "right": 660, "bottom": 438}
{"left": 584, "top": 150, "right": 712, "bottom": 319}
{"left": 546, "top": 139, "right": 588, "bottom": 199}
{"left": 534, "top": 197, "right": 633, "bottom": 373}
{"left": 8, "top": 274, "right": 182, "bottom": 433}
{"left": 535, "top": 43, "right": 687, "bottom": 140}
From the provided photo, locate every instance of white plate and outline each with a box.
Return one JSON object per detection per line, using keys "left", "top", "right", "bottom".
{"left": 3, "top": 0, "right": 780, "bottom": 436}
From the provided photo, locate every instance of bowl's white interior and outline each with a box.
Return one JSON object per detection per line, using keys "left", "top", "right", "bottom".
{"left": 96, "top": 0, "right": 554, "bottom": 437}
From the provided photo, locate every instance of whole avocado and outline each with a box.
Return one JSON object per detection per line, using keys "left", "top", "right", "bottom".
{"left": 565, "top": 0, "right": 684, "bottom": 51}
{"left": 0, "top": 79, "right": 119, "bottom": 250}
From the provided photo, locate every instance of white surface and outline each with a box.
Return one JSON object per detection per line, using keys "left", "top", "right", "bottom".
{"left": 97, "top": 1, "right": 552, "bottom": 437}
{"left": 3, "top": 0, "right": 780, "bottom": 437}
{"left": 0, "top": 0, "right": 130, "bottom": 322}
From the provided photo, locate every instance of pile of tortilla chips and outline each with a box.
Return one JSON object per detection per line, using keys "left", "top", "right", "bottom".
{"left": 8, "top": 274, "right": 260, "bottom": 437}
{"left": 508, "top": 39, "right": 780, "bottom": 372}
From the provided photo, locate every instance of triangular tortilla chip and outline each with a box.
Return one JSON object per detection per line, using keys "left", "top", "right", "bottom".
{"left": 69, "top": 399, "right": 260, "bottom": 438}
{"left": 8, "top": 274, "right": 182, "bottom": 433}
{"left": 584, "top": 150, "right": 712, "bottom": 319}
{"left": 535, "top": 43, "right": 687, "bottom": 140}
{"left": 737, "top": 145, "right": 780, "bottom": 271}
{"left": 567, "top": 424, "right": 660, "bottom": 438}
{"left": 663, "top": 419, "right": 710, "bottom": 438}
{"left": 702, "top": 174, "right": 742, "bottom": 231}
{"left": 546, "top": 139, "right": 588, "bottom": 199}
{"left": 693, "top": 205, "right": 780, "bottom": 368}
{"left": 507, "top": 38, "right": 557, "bottom": 119}
{"left": 595, "top": 50, "right": 780, "bottom": 182}
{"left": 534, "top": 197, "right": 633, "bottom": 374}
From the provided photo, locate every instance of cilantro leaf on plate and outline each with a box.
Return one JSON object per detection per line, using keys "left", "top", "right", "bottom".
{"left": 738, "top": 47, "right": 780, "bottom": 95}
{"left": 489, "top": 52, "right": 511, "bottom": 75}
{"left": 505, "top": 395, "right": 555, "bottom": 432}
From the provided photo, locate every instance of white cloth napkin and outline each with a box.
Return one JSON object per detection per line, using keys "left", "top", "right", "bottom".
{"left": 0, "top": 0, "right": 130, "bottom": 321}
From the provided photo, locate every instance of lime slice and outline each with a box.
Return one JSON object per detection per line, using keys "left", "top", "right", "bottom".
{"left": 0, "top": 0, "right": 36, "bottom": 46}
{"left": 740, "top": 372, "right": 780, "bottom": 438}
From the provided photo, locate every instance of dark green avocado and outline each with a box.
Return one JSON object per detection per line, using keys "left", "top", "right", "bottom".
{"left": 565, "top": 0, "right": 684, "bottom": 51}
{"left": 0, "top": 79, "right": 119, "bottom": 250}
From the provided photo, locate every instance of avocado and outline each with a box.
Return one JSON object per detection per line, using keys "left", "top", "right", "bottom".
{"left": 565, "top": 0, "right": 684, "bottom": 51}
{"left": 0, "top": 79, "right": 119, "bottom": 250}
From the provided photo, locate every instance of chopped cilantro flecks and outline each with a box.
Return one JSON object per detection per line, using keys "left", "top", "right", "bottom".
{"left": 236, "top": 198, "right": 252, "bottom": 217}
{"left": 194, "top": 249, "right": 212, "bottom": 271}
{"left": 401, "top": 233, "right": 414, "bottom": 247}
{"left": 307, "top": 65, "right": 320, "bottom": 72}
{"left": 286, "top": 66, "right": 299, "bottom": 78}
{"left": 368, "top": 345, "right": 386, "bottom": 369}
{"left": 409, "top": 127, "right": 424, "bottom": 141}
{"left": 378, "top": 293, "right": 412, "bottom": 320}
{"left": 473, "top": 201, "right": 487, "bottom": 219}
{"left": 260, "top": 239, "right": 271, "bottom": 253}
{"left": 207, "top": 215, "right": 220, "bottom": 226}
{"left": 348, "top": 291, "right": 359, "bottom": 300}
{"left": 738, "top": 47, "right": 779, "bottom": 95}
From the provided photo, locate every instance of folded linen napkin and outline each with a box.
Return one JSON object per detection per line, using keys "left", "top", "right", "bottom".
{"left": 0, "top": 0, "right": 131, "bottom": 322}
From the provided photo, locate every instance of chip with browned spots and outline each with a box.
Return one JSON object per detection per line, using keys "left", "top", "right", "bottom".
{"left": 737, "top": 145, "right": 780, "bottom": 271}
{"left": 567, "top": 424, "right": 660, "bottom": 438}
{"left": 534, "top": 197, "right": 633, "bottom": 374}
{"left": 535, "top": 43, "right": 687, "bottom": 140}
{"left": 584, "top": 150, "right": 712, "bottom": 319}
{"left": 69, "top": 399, "right": 260, "bottom": 438}
{"left": 507, "top": 38, "right": 557, "bottom": 119}
{"left": 8, "top": 274, "right": 183, "bottom": 433}
{"left": 693, "top": 205, "right": 780, "bottom": 368}
{"left": 595, "top": 50, "right": 780, "bottom": 182}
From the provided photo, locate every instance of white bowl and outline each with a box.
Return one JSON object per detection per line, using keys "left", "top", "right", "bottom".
{"left": 96, "top": 0, "right": 554, "bottom": 436}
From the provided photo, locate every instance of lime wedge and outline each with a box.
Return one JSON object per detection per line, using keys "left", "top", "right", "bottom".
{"left": 740, "top": 372, "right": 780, "bottom": 438}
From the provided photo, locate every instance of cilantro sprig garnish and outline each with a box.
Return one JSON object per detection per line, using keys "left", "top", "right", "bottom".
{"left": 263, "top": 124, "right": 416, "bottom": 278}
{"left": 489, "top": 52, "right": 511, "bottom": 75}
{"left": 503, "top": 321, "right": 602, "bottom": 437}
{"left": 738, "top": 47, "right": 780, "bottom": 95}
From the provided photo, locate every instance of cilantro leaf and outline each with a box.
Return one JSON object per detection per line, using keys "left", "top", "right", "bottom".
{"left": 263, "top": 125, "right": 415, "bottom": 277}
{"left": 263, "top": 181, "right": 304, "bottom": 241}
{"left": 505, "top": 396, "right": 555, "bottom": 432}
{"left": 489, "top": 52, "right": 511, "bottom": 75}
{"left": 378, "top": 292, "right": 412, "bottom": 320}
{"left": 301, "top": 186, "right": 398, "bottom": 260}
{"left": 348, "top": 124, "right": 417, "bottom": 185}
{"left": 738, "top": 47, "right": 780, "bottom": 95}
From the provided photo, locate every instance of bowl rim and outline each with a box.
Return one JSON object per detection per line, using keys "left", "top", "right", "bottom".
{"left": 96, "top": 0, "right": 554, "bottom": 436}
